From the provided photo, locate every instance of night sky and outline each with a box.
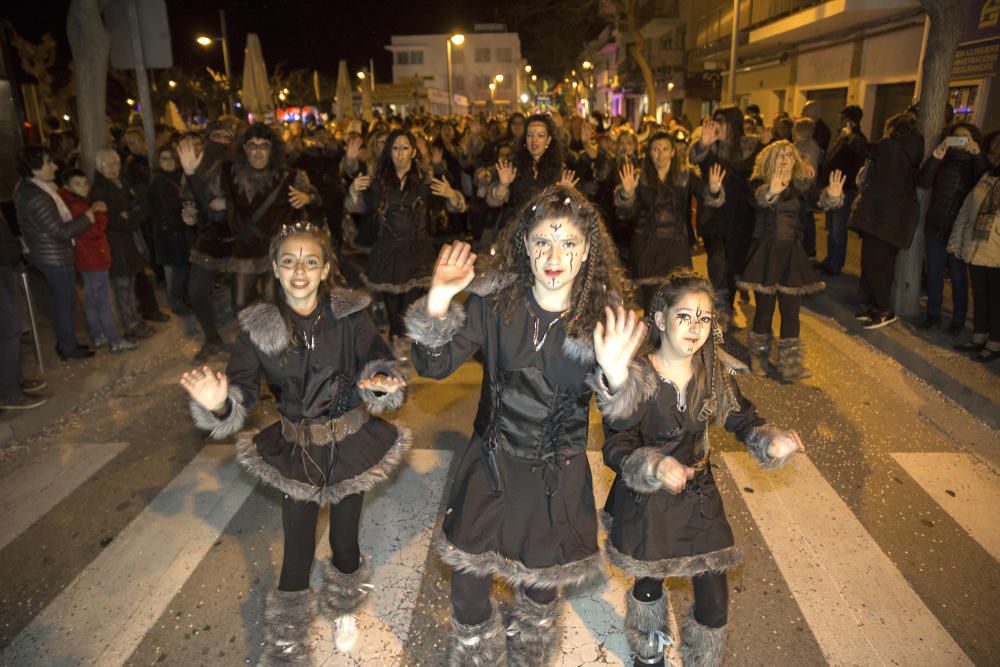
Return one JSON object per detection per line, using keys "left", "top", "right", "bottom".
{"left": 6, "top": 0, "right": 522, "bottom": 81}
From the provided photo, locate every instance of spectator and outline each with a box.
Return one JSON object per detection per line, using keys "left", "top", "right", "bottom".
{"left": 58, "top": 169, "right": 137, "bottom": 353}
{"left": 147, "top": 145, "right": 193, "bottom": 316}
{"left": 849, "top": 112, "right": 924, "bottom": 329}
{"left": 13, "top": 145, "right": 97, "bottom": 360}
{"left": 817, "top": 105, "right": 867, "bottom": 275}
{"left": 918, "top": 122, "right": 989, "bottom": 332}
{"left": 0, "top": 211, "right": 48, "bottom": 409}
{"left": 794, "top": 117, "right": 824, "bottom": 260}
{"left": 801, "top": 101, "right": 832, "bottom": 152}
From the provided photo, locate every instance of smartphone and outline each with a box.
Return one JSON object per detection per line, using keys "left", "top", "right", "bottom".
{"left": 944, "top": 136, "right": 969, "bottom": 147}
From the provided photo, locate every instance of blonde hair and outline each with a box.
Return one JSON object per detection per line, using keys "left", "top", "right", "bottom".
{"left": 751, "top": 140, "right": 810, "bottom": 182}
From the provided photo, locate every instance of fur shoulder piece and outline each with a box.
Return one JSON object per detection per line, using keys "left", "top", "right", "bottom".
{"left": 588, "top": 357, "right": 658, "bottom": 425}
{"left": 465, "top": 270, "right": 515, "bottom": 297}
{"left": 239, "top": 289, "right": 372, "bottom": 356}
{"left": 329, "top": 287, "right": 372, "bottom": 319}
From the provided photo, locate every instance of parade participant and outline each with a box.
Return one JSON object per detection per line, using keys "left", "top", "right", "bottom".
{"left": 147, "top": 145, "right": 193, "bottom": 317}
{"left": 597, "top": 271, "right": 804, "bottom": 667}
{"left": 346, "top": 128, "right": 466, "bottom": 356}
{"left": 616, "top": 131, "right": 727, "bottom": 308}
{"left": 180, "top": 221, "right": 410, "bottom": 663}
{"left": 689, "top": 107, "right": 762, "bottom": 325}
{"left": 738, "top": 141, "right": 845, "bottom": 381}
{"left": 405, "top": 185, "right": 646, "bottom": 665}
{"left": 598, "top": 129, "right": 640, "bottom": 255}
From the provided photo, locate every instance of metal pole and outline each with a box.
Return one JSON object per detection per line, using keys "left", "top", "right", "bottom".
{"left": 126, "top": 0, "right": 156, "bottom": 168}
{"left": 19, "top": 270, "right": 43, "bottom": 373}
{"left": 220, "top": 10, "right": 233, "bottom": 112}
{"left": 727, "top": 0, "right": 739, "bottom": 105}
{"left": 447, "top": 39, "right": 453, "bottom": 116}
{"left": 913, "top": 15, "right": 931, "bottom": 103}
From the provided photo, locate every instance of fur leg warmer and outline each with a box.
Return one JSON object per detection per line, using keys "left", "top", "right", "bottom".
{"left": 747, "top": 331, "right": 771, "bottom": 378}
{"left": 679, "top": 604, "right": 727, "bottom": 667}
{"left": 448, "top": 609, "right": 508, "bottom": 667}
{"left": 626, "top": 590, "right": 670, "bottom": 666}
{"left": 259, "top": 589, "right": 316, "bottom": 666}
{"left": 320, "top": 555, "right": 373, "bottom": 617}
{"left": 505, "top": 588, "right": 563, "bottom": 667}
{"left": 775, "top": 337, "right": 812, "bottom": 383}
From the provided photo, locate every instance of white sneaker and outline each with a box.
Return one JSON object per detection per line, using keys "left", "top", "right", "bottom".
{"left": 333, "top": 614, "right": 359, "bottom": 652}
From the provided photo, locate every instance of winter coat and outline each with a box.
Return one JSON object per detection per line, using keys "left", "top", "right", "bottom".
{"left": 58, "top": 189, "right": 111, "bottom": 272}
{"left": 0, "top": 212, "right": 23, "bottom": 270}
{"left": 819, "top": 128, "right": 866, "bottom": 190}
{"left": 949, "top": 173, "right": 1000, "bottom": 268}
{"left": 688, "top": 136, "right": 761, "bottom": 241}
{"left": 848, "top": 133, "right": 924, "bottom": 249}
{"left": 918, "top": 148, "right": 989, "bottom": 243}
{"left": 89, "top": 172, "right": 148, "bottom": 277}
{"left": 13, "top": 178, "right": 92, "bottom": 267}
{"left": 147, "top": 169, "right": 192, "bottom": 266}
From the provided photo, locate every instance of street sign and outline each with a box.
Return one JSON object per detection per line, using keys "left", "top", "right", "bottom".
{"left": 104, "top": 0, "right": 172, "bottom": 70}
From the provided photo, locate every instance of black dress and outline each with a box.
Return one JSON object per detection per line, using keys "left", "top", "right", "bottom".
{"left": 190, "top": 288, "right": 410, "bottom": 505}
{"left": 407, "top": 285, "right": 612, "bottom": 589}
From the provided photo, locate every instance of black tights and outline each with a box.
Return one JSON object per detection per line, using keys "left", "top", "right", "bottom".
{"left": 187, "top": 265, "right": 222, "bottom": 344}
{"left": 632, "top": 573, "right": 729, "bottom": 629}
{"left": 451, "top": 570, "right": 557, "bottom": 626}
{"left": 383, "top": 288, "right": 420, "bottom": 339}
{"left": 752, "top": 291, "right": 802, "bottom": 339}
{"left": 233, "top": 272, "right": 270, "bottom": 313}
{"left": 278, "top": 493, "right": 364, "bottom": 592}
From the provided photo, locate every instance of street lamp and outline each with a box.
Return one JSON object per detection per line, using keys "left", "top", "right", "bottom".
{"left": 525, "top": 65, "right": 532, "bottom": 73}
{"left": 357, "top": 71, "right": 366, "bottom": 80}
{"left": 196, "top": 10, "right": 233, "bottom": 107}
{"left": 168, "top": 80, "right": 177, "bottom": 88}
{"left": 446, "top": 33, "right": 465, "bottom": 116}
{"left": 582, "top": 61, "right": 592, "bottom": 70}
{"left": 489, "top": 81, "right": 496, "bottom": 107}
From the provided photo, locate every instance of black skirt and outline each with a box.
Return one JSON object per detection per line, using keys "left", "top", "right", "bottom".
{"left": 366, "top": 237, "right": 435, "bottom": 288}
{"left": 738, "top": 237, "right": 824, "bottom": 295}
{"left": 631, "top": 233, "right": 693, "bottom": 284}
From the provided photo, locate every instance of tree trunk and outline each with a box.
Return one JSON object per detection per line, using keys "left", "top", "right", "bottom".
{"left": 625, "top": 0, "right": 656, "bottom": 122}
{"left": 892, "top": 0, "right": 962, "bottom": 318}
{"left": 67, "top": 0, "right": 111, "bottom": 178}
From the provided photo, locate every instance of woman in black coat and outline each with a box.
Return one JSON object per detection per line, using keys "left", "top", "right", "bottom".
{"left": 917, "top": 122, "right": 988, "bottom": 332}
{"left": 848, "top": 112, "right": 924, "bottom": 328}
{"left": 147, "top": 145, "right": 192, "bottom": 315}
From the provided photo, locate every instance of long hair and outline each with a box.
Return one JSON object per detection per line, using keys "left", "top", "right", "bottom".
{"left": 487, "top": 184, "right": 633, "bottom": 340}
{"left": 514, "top": 114, "right": 564, "bottom": 182}
{"left": 642, "top": 131, "right": 694, "bottom": 188}
{"left": 647, "top": 271, "right": 739, "bottom": 429}
{"left": 374, "top": 128, "right": 422, "bottom": 190}
{"left": 712, "top": 106, "right": 745, "bottom": 160}
{"left": 751, "top": 139, "right": 811, "bottom": 183}
{"left": 236, "top": 123, "right": 286, "bottom": 171}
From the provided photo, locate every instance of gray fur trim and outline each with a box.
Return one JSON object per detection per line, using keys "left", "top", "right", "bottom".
{"left": 744, "top": 423, "right": 794, "bottom": 471}
{"left": 465, "top": 270, "right": 515, "bottom": 297}
{"left": 775, "top": 336, "right": 811, "bottom": 382}
{"left": 620, "top": 447, "right": 666, "bottom": 494}
{"left": 747, "top": 330, "right": 770, "bottom": 352}
{"left": 589, "top": 359, "right": 659, "bottom": 424}
{"left": 404, "top": 296, "right": 466, "bottom": 349}
{"left": 235, "top": 423, "right": 412, "bottom": 505}
{"left": 604, "top": 518, "right": 743, "bottom": 578}
{"left": 434, "top": 530, "right": 604, "bottom": 590}
{"left": 626, "top": 590, "right": 670, "bottom": 662}
{"left": 717, "top": 348, "right": 750, "bottom": 375}
{"left": 320, "top": 555, "right": 372, "bottom": 616}
{"left": 703, "top": 185, "right": 725, "bottom": 208}
{"left": 190, "top": 385, "right": 248, "bottom": 440}
{"left": 680, "top": 603, "right": 727, "bottom": 667}
{"left": 449, "top": 609, "right": 508, "bottom": 666}
{"left": 239, "top": 302, "right": 290, "bottom": 356}
{"left": 505, "top": 587, "right": 563, "bottom": 667}
{"left": 360, "top": 273, "right": 431, "bottom": 294}
{"left": 736, "top": 279, "right": 825, "bottom": 296}
{"left": 357, "top": 358, "right": 407, "bottom": 415}
{"left": 818, "top": 187, "right": 845, "bottom": 211}
{"left": 561, "top": 334, "right": 595, "bottom": 365}
{"left": 259, "top": 588, "right": 315, "bottom": 666}
{"left": 328, "top": 287, "right": 372, "bottom": 319}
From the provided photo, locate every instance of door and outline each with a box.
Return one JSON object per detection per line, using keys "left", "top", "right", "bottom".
{"left": 804, "top": 87, "right": 848, "bottom": 138}
{"left": 870, "top": 82, "right": 915, "bottom": 141}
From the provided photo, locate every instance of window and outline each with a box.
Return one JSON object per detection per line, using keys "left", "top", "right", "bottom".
{"left": 396, "top": 51, "right": 409, "bottom": 65}
{"left": 475, "top": 47, "right": 491, "bottom": 63}
{"left": 496, "top": 47, "right": 513, "bottom": 62}
{"left": 660, "top": 35, "right": 673, "bottom": 50}
{"left": 410, "top": 50, "right": 423, "bottom": 65}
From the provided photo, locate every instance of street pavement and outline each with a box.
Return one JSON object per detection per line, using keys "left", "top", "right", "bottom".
{"left": 1, "top": 237, "right": 998, "bottom": 666}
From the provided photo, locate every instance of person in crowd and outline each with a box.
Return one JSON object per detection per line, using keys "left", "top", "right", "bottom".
{"left": 849, "top": 112, "right": 924, "bottom": 329}
{"left": 0, "top": 210, "right": 48, "bottom": 410}
{"left": 689, "top": 106, "right": 762, "bottom": 324}
{"left": 90, "top": 147, "right": 158, "bottom": 341}
{"left": 801, "top": 101, "right": 832, "bottom": 152}
{"left": 817, "top": 105, "right": 866, "bottom": 276}
{"left": 770, "top": 115, "right": 794, "bottom": 144}
{"left": 739, "top": 141, "right": 846, "bottom": 381}
{"left": 14, "top": 145, "right": 98, "bottom": 360}
{"left": 616, "top": 131, "right": 727, "bottom": 308}
{"left": 181, "top": 221, "right": 409, "bottom": 662}
{"left": 949, "top": 141, "right": 1000, "bottom": 363}
{"left": 405, "top": 186, "right": 646, "bottom": 665}
{"left": 58, "top": 169, "right": 137, "bottom": 353}
{"left": 294, "top": 129, "right": 347, "bottom": 247}
{"left": 793, "top": 117, "right": 825, "bottom": 261}
{"left": 918, "top": 122, "right": 989, "bottom": 333}
{"left": 346, "top": 128, "right": 466, "bottom": 357}
{"left": 599, "top": 271, "right": 804, "bottom": 667}
{"left": 598, "top": 129, "right": 640, "bottom": 254}
{"left": 147, "top": 145, "right": 194, "bottom": 318}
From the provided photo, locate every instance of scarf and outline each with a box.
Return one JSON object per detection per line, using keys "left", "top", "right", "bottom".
{"left": 973, "top": 177, "right": 1000, "bottom": 241}
{"left": 31, "top": 177, "right": 73, "bottom": 223}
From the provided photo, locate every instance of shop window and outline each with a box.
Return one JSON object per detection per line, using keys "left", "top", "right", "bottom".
{"left": 475, "top": 48, "right": 491, "bottom": 63}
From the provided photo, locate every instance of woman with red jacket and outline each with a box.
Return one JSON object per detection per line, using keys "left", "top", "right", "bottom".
{"left": 58, "top": 169, "right": 137, "bottom": 352}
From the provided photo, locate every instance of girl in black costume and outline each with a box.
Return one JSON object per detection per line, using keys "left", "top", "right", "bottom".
{"left": 405, "top": 185, "right": 647, "bottom": 665}
{"left": 180, "top": 222, "right": 410, "bottom": 664}
{"left": 596, "top": 271, "right": 804, "bottom": 667}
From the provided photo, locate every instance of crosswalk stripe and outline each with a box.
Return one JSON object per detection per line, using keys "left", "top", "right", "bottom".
{"left": 721, "top": 451, "right": 973, "bottom": 666}
{"left": 1, "top": 444, "right": 256, "bottom": 666}
{"left": 892, "top": 452, "right": 1000, "bottom": 562}
{"left": 0, "top": 441, "right": 130, "bottom": 552}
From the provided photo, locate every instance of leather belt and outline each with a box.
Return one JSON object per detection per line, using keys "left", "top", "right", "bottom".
{"left": 280, "top": 406, "right": 368, "bottom": 446}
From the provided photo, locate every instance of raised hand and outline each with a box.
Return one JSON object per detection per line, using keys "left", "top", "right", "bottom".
{"left": 656, "top": 456, "right": 696, "bottom": 494}
{"left": 708, "top": 163, "right": 726, "bottom": 193}
{"left": 288, "top": 187, "right": 312, "bottom": 209}
{"left": 619, "top": 160, "right": 640, "bottom": 196}
{"left": 350, "top": 174, "right": 372, "bottom": 197}
{"left": 427, "top": 241, "right": 477, "bottom": 317}
{"left": 358, "top": 374, "right": 407, "bottom": 395}
{"left": 177, "top": 137, "right": 204, "bottom": 175}
{"left": 559, "top": 168, "right": 580, "bottom": 189}
{"left": 581, "top": 121, "right": 594, "bottom": 144}
{"left": 700, "top": 119, "right": 720, "bottom": 146}
{"left": 497, "top": 159, "right": 517, "bottom": 185}
{"left": 180, "top": 365, "right": 228, "bottom": 413}
{"left": 767, "top": 429, "right": 805, "bottom": 460}
{"left": 827, "top": 169, "right": 846, "bottom": 198}
{"left": 966, "top": 139, "right": 981, "bottom": 155}
{"left": 345, "top": 135, "right": 363, "bottom": 161}
{"left": 770, "top": 162, "right": 791, "bottom": 196}
{"left": 430, "top": 176, "right": 457, "bottom": 201}
{"left": 593, "top": 306, "right": 648, "bottom": 391}
{"left": 430, "top": 145, "right": 444, "bottom": 165}
{"left": 933, "top": 140, "right": 949, "bottom": 160}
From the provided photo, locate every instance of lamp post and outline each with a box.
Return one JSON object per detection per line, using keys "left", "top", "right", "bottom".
{"left": 197, "top": 10, "right": 233, "bottom": 110}
{"left": 489, "top": 82, "right": 496, "bottom": 108}
{"left": 446, "top": 33, "right": 465, "bottom": 116}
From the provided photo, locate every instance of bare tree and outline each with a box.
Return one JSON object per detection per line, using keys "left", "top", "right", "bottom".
{"left": 67, "top": 0, "right": 111, "bottom": 177}
{"left": 892, "top": 0, "right": 963, "bottom": 317}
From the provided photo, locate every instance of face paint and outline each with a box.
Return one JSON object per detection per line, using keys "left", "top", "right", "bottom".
{"left": 660, "top": 291, "right": 714, "bottom": 358}
{"left": 525, "top": 216, "right": 589, "bottom": 296}
{"left": 273, "top": 237, "right": 329, "bottom": 308}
